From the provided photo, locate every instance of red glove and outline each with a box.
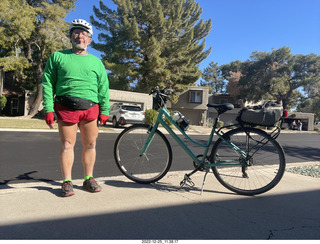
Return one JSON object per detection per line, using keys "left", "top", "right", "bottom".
{"left": 45, "top": 112, "right": 54, "bottom": 128}
{"left": 99, "top": 114, "right": 109, "bottom": 125}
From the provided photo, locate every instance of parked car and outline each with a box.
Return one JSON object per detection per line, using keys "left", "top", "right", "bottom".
{"left": 108, "top": 103, "right": 145, "bottom": 128}
{"left": 315, "top": 121, "right": 320, "bottom": 129}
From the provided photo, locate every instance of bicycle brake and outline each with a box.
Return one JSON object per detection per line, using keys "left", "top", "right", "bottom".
{"left": 180, "top": 174, "right": 195, "bottom": 188}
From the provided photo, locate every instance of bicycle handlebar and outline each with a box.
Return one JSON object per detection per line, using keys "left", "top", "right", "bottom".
{"left": 149, "top": 87, "right": 173, "bottom": 96}
{"left": 149, "top": 87, "right": 173, "bottom": 108}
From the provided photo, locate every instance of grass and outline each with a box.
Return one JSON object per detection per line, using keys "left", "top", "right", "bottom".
{"left": 0, "top": 116, "right": 112, "bottom": 131}
{"left": 0, "top": 117, "right": 49, "bottom": 129}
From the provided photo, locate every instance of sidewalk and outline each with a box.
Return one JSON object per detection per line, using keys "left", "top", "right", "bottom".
{"left": 1, "top": 169, "right": 319, "bottom": 240}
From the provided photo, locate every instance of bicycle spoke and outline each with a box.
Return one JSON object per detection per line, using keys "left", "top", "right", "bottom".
{"left": 211, "top": 127, "right": 285, "bottom": 195}
{"left": 114, "top": 124, "right": 172, "bottom": 183}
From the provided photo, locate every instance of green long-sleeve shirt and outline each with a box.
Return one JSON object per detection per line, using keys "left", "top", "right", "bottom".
{"left": 42, "top": 49, "right": 110, "bottom": 115}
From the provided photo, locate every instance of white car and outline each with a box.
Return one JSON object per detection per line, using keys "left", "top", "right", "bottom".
{"left": 108, "top": 103, "right": 145, "bottom": 128}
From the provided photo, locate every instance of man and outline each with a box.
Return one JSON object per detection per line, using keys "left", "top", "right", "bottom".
{"left": 42, "top": 19, "right": 110, "bottom": 197}
{"left": 297, "top": 120, "right": 303, "bottom": 131}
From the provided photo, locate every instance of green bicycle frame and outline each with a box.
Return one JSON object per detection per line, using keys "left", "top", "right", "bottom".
{"left": 140, "top": 106, "right": 247, "bottom": 167}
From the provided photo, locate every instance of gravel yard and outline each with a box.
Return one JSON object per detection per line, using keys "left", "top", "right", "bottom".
{"left": 286, "top": 164, "right": 320, "bottom": 178}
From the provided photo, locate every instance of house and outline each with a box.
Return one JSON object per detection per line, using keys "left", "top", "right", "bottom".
{"left": 108, "top": 89, "right": 153, "bottom": 111}
{"left": 0, "top": 70, "right": 25, "bottom": 116}
{"left": 167, "top": 86, "right": 209, "bottom": 125}
{"left": 283, "top": 112, "right": 314, "bottom": 131}
{"left": 23, "top": 88, "right": 153, "bottom": 118}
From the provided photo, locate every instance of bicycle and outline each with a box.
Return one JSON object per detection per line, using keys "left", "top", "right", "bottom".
{"left": 113, "top": 88, "right": 286, "bottom": 196}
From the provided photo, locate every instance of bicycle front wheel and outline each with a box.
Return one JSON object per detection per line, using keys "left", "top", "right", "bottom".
{"left": 211, "top": 127, "right": 285, "bottom": 195}
{"left": 114, "top": 124, "right": 172, "bottom": 184}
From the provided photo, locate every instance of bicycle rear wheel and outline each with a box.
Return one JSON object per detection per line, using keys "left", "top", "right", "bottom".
{"left": 114, "top": 124, "right": 172, "bottom": 184}
{"left": 211, "top": 127, "right": 285, "bottom": 195}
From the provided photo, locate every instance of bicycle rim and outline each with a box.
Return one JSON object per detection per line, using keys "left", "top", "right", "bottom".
{"left": 114, "top": 124, "right": 172, "bottom": 184}
{"left": 211, "top": 127, "right": 285, "bottom": 195}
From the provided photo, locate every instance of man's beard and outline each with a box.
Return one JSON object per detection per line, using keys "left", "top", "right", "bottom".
{"left": 72, "top": 40, "right": 87, "bottom": 50}
{"left": 73, "top": 43, "right": 87, "bottom": 50}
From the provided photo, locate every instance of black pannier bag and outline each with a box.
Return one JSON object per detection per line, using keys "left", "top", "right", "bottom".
{"left": 237, "top": 101, "right": 283, "bottom": 126}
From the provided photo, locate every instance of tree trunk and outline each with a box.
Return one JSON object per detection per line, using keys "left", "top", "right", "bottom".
{"left": 28, "top": 83, "right": 43, "bottom": 117}
{"left": 28, "top": 63, "right": 43, "bottom": 117}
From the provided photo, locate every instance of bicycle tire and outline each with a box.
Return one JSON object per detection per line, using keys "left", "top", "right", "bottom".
{"left": 211, "top": 127, "right": 285, "bottom": 195}
{"left": 114, "top": 124, "right": 172, "bottom": 184}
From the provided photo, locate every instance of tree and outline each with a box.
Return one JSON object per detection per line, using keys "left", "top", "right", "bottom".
{"left": 90, "top": 0, "right": 212, "bottom": 95}
{"left": 297, "top": 97, "right": 320, "bottom": 121}
{"left": 200, "top": 61, "right": 225, "bottom": 93}
{"left": 0, "top": 0, "right": 75, "bottom": 116}
{"left": 219, "top": 60, "right": 243, "bottom": 101}
{"left": 297, "top": 74, "right": 320, "bottom": 120}
{"left": 220, "top": 47, "right": 320, "bottom": 110}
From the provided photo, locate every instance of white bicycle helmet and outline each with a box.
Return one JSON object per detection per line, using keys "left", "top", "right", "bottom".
{"left": 69, "top": 19, "right": 93, "bottom": 37}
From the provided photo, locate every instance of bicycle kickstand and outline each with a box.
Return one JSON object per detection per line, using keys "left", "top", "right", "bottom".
{"left": 200, "top": 168, "right": 210, "bottom": 195}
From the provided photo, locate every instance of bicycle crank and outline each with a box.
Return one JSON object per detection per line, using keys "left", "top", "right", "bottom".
{"left": 193, "top": 154, "right": 210, "bottom": 171}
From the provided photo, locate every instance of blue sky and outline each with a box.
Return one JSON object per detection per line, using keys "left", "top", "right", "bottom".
{"left": 65, "top": 0, "right": 320, "bottom": 71}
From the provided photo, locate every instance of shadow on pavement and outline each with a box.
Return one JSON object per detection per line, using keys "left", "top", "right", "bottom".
{"left": 0, "top": 188, "right": 319, "bottom": 240}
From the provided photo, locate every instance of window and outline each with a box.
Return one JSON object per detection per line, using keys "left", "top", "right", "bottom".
{"left": 11, "top": 98, "right": 19, "bottom": 114}
{"left": 122, "top": 105, "right": 142, "bottom": 111}
{"left": 189, "top": 91, "right": 202, "bottom": 103}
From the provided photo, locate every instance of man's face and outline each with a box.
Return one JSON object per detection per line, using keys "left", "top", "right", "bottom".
{"left": 70, "top": 28, "right": 91, "bottom": 50}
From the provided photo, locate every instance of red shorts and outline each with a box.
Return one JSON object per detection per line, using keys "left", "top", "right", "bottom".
{"left": 54, "top": 102, "right": 99, "bottom": 123}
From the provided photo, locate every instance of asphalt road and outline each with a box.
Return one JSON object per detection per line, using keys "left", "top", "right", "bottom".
{"left": 0, "top": 130, "right": 319, "bottom": 185}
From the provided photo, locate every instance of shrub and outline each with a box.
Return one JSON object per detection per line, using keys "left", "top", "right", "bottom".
{"left": 145, "top": 109, "right": 173, "bottom": 127}
{"left": 165, "top": 110, "right": 173, "bottom": 127}
{"left": 145, "top": 109, "right": 158, "bottom": 125}
{"left": 217, "top": 120, "right": 224, "bottom": 128}
{"left": 0, "top": 96, "right": 7, "bottom": 113}
{"left": 206, "top": 118, "right": 225, "bottom": 128}
{"left": 206, "top": 117, "right": 214, "bottom": 127}
{"left": 225, "top": 121, "right": 235, "bottom": 129}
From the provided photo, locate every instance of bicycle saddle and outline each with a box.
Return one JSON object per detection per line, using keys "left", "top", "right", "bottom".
{"left": 207, "top": 103, "right": 234, "bottom": 114}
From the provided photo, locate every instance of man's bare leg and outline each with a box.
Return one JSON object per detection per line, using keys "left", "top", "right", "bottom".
{"left": 79, "top": 119, "right": 98, "bottom": 177}
{"left": 79, "top": 119, "right": 101, "bottom": 192}
{"left": 58, "top": 121, "right": 78, "bottom": 180}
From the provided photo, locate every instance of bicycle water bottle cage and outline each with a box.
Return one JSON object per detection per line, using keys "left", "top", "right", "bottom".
{"left": 207, "top": 103, "right": 234, "bottom": 115}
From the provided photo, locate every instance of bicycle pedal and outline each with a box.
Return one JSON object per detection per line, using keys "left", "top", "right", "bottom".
{"left": 180, "top": 175, "right": 195, "bottom": 188}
